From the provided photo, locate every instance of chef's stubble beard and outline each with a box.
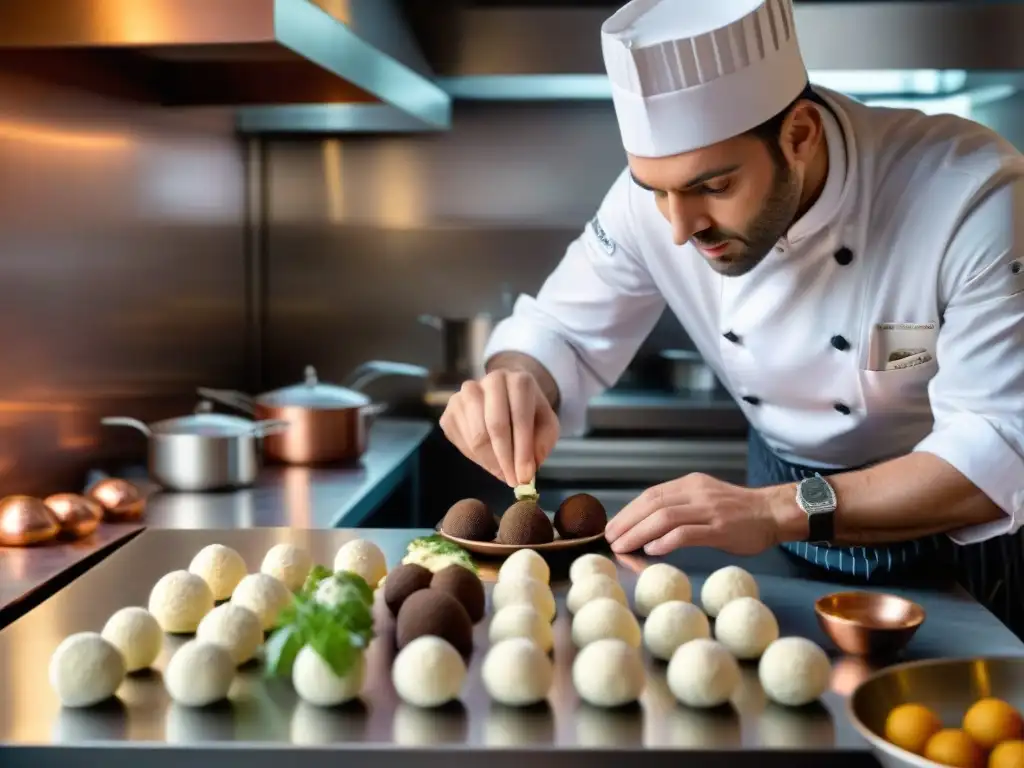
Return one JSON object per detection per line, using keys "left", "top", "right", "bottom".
{"left": 701, "top": 158, "right": 803, "bottom": 278}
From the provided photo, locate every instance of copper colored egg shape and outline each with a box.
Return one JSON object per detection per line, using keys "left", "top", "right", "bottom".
{"left": 0, "top": 495, "right": 60, "bottom": 546}
{"left": 44, "top": 493, "right": 104, "bottom": 540}
{"left": 87, "top": 478, "right": 145, "bottom": 522}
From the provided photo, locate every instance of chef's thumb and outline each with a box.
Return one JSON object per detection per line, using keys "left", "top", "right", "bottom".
{"left": 532, "top": 411, "right": 560, "bottom": 477}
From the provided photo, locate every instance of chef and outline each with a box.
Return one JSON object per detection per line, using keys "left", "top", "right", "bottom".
{"left": 439, "top": 0, "right": 1024, "bottom": 635}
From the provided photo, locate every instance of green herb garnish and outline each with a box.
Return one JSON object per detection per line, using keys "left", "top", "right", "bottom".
{"left": 264, "top": 566, "right": 375, "bottom": 680}
{"left": 405, "top": 534, "right": 477, "bottom": 573}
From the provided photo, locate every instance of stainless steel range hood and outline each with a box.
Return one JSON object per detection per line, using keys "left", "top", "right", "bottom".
{"left": 0, "top": 0, "right": 451, "bottom": 131}
{"left": 407, "top": 2, "right": 1024, "bottom": 103}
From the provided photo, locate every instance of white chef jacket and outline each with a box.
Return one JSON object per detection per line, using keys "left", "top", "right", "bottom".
{"left": 484, "top": 86, "right": 1024, "bottom": 545}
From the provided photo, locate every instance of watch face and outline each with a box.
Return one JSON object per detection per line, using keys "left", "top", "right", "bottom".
{"left": 802, "top": 479, "right": 831, "bottom": 505}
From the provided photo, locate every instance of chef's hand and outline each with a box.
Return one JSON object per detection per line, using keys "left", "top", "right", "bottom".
{"left": 439, "top": 369, "right": 560, "bottom": 487}
{"left": 604, "top": 474, "right": 782, "bottom": 556}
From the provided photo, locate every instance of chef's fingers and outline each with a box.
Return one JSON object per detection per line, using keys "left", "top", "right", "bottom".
{"left": 456, "top": 381, "right": 507, "bottom": 482}
{"left": 609, "top": 504, "right": 706, "bottom": 554}
{"left": 506, "top": 371, "right": 539, "bottom": 484}
{"left": 481, "top": 372, "right": 517, "bottom": 486}
{"left": 605, "top": 483, "right": 667, "bottom": 542}
{"left": 438, "top": 401, "right": 469, "bottom": 455}
{"left": 642, "top": 525, "right": 717, "bottom": 556}
{"left": 534, "top": 398, "right": 561, "bottom": 472}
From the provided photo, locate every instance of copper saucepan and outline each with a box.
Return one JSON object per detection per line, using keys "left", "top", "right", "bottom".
{"left": 198, "top": 361, "right": 429, "bottom": 465}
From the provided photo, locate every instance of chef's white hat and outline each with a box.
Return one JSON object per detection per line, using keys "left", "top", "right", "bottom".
{"left": 601, "top": 0, "right": 809, "bottom": 158}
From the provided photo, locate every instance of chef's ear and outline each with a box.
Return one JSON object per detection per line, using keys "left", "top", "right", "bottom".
{"left": 778, "top": 101, "right": 824, "bottom": 167}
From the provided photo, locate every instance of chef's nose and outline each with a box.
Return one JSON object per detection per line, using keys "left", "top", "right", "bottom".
{"left": 667, "top": 192, "right": 709, "bottom": 246}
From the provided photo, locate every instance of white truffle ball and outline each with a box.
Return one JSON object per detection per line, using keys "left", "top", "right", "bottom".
{"left": 700, "top": 566, "right": 759, "bottom": 618}
{"left": 260, "top": 543, "right": 312, "bottom": 593}
{"left": 572, "top": 638, "right": 645, "bottom": 708}
{"left": 101, "top": 607, "right": 162, "bottom": 672}
{"left": 231, "top": 572, "right": 292, "bottom": 631}
{"left": 148, "top": 570, "right": 215, "bottom": 633}
{"left": 499, "top": 548, "right": 550, "bottom": 584}
{"left": 667, "top": 638, "right": 740, "bottom": 708}
{"left": 572, "top": 597, "right": 641, "bottom": 649}
{"left": 392, "top": 635, "right": 466, "bottom": 708}
{"left": 634, "top": 563, "right": 692, "bottom": 617}
{"left": 188, "top": 544, "right": 247, "bottom": 601}
{"left": 164, "top": 640, "right": 235, "bottom": 707}
{"left": 292, "top": 645, "right": 365, "bottom": 707}
{"left": 49, "top": 632, "right": 126, "bottom": 707}
{"left": 196, "top": 602, "right": 263, "bottom": 665}
{"left": 569, "top": 553, "right": 618, "bottom": 584}
{"left": 758, "top": 637, "right": 832, "bottom": 707}
{"left": 491, "top": 576, "right": 556, "bottom": 622}
{"left": 714, "top": 597, "right": 779, "bottom": 660}
{"left": 643, "top": 600, "right": 710, "bottom": 661}
{"left": 489, "top": 604, "right": 554, "bottom": 653}
{"left": 482, "top": 638, "right": 553, "bottom": 706}
{"left": 334, "top": 539, "right": 388, "bottom": 589}
{"left": 566, "top": 573, "right": 626, "bottom": 615}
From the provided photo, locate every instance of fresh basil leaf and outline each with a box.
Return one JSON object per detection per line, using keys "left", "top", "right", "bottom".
{"left": 301, "top": 564, "right": 333, "bottom": 597}
{"left": 308, "top": 626, "right": 358, "bottom": 679}
{"left": 264, "top": 623, "right": 304, "bottom": 678}
{"left": 329, "top": 571, "right": 373, "bottom": 606}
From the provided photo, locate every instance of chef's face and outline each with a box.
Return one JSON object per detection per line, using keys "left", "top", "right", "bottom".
{"left": 628, "top": 102, "right": 821, "bottom": 277}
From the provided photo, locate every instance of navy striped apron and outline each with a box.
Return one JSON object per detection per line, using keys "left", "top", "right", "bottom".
{"left": 747, "top": 430, "right": 1024, "bottom": 639}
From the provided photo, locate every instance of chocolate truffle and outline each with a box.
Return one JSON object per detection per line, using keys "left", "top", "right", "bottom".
{"left": 395, "top": 588, "right": 474, "bottom": 658}
{"left": 498, "top": 501, "right": 554, "bottom": 545}
{"left": 384, "top": 563, "right": 434, "bottom": 617}
{"left": 554, "top": 493, "right": 608, "bottom": 539}
{"left": 441, "top": 498, "right": 498, "bottom": 542}
{"left": 431, "top": 564, "right": 485, "bottom": 623}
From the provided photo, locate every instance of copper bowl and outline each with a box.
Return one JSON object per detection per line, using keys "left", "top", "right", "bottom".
{"left": 44, "top": 493, "right": 104, "bottom": 540}
{"left": 0, "top": 495, "right": 61, "bottom": 546}
{"left": 815, "top": 591, "right": 925, "bottom": 657}
{"left": 87, "top": 478, "right": 145, "bottom": 522}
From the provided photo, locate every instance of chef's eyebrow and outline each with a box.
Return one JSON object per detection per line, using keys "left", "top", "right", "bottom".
{"left": 630, "top": 165, "right": 740, "bottom": 192}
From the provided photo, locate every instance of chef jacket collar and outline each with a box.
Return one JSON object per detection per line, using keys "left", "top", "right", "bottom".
{"left": 777, "top": 100, "right": 849, "bottom": 248}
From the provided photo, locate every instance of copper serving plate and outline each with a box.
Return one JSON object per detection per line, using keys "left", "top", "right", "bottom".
{"left": 848, "top": 656, "right": 1024, "bottom": 768}
{"left": 815, "top": 591, "right": 925, "bottom": 657}
{"left": 437, "top": 525, "right": 606, "bottom": 557}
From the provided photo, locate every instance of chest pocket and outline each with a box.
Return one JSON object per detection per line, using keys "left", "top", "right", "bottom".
{"left": 857, "top": 358, "right": 938, "bottom": 416}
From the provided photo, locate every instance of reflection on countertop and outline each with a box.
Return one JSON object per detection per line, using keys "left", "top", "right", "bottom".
{"left": 91, "top": 419, "right": 433, "bottom": 530}
{"left": 0, "top": 522, "right": 143, "bottom": 626}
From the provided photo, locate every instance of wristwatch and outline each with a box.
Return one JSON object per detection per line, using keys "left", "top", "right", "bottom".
{"left": 795, "top": 473, "right": 837, "bottom": 544}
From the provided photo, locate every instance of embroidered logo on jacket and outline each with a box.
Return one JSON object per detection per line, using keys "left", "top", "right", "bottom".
{"left": 589, "top": 216, "right": 617, "bottom": 255}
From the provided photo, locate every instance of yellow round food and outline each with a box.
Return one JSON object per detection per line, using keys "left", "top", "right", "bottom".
{"left": 924, "top": 729, "right": 985, "bottom": 768}
{"left": 886, "top": 703, "right": 943, "bottom": 755}
{"left": 989, "top": 740, "right": 1024, "bottom": 768}
{"left": 963, "top": 698, "right": 1024, "bottom": 751}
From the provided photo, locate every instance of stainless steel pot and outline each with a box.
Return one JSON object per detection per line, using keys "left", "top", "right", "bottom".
{"left": 419, "top": 313, "right": 494, "bottom": 383}
{"left": 100, "top": 402, "right": 289, "bottom": 492}
{"left": 660, "top": 349, "right": 719, "bottom": 392}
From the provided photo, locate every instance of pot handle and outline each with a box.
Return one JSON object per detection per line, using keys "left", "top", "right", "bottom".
{"left": 101, "top": 417, "right": 153, "bottom": 437}
{"left": 418, "top": 314, "right": 443, "bottom": 331}
{"left": 196, "top": 388, "right": 258, "bottom": 416}
{"left": 361, "top": 402, "right": 389, "bottom": 428}
{"left": 249, "top": 419, "right": 291, "bottom": 438}
{"left": 343, "top": 360, "right": 430, "bottom": 393}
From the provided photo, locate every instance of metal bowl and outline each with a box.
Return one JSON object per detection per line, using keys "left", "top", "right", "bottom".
{"left": 815, "top": 591, "right": 925, "bottom": 656}
{"left": 848, "top": 656, "right": 1024, "bottom": 768}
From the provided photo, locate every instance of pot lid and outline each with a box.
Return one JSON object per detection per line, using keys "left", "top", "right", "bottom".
{"left": 258, "top": 366, "right": 370, "bottom": 408}
{"left": 151, "top": 402, "right": 263, "bottom": 437}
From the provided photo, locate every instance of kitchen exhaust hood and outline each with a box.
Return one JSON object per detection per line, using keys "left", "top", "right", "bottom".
{"left": 0, "top": 0, "right": 451, "bottom": 132}
{"left": 404, "top": 2, "right": 1024, "bottom": 106}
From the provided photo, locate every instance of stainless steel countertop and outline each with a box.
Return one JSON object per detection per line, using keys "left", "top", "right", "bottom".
{"left": 2, "top": 528, "right": 1022, "bottom": 768}
{"left": 101, "top": 419, "right": 433, "bottom": 530}
{"left": 0, "top": 522, "right": 143, "bottom": 626}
